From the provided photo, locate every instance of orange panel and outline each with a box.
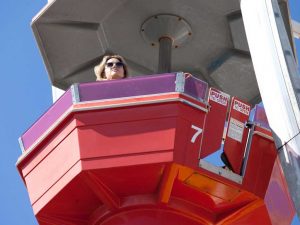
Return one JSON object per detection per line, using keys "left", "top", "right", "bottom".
{"left": 219, "top": 200, "right": 272, "bottom": 225}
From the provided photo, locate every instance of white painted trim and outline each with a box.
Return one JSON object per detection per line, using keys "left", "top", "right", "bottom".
{"left": 51, "top": 86, "right": 65, "bottom": 103}
{"left": 199, "top": 159, "right": 243, "bottom": 184}
{"left": 241, "top": 0, "right": 300, "bottom": 155}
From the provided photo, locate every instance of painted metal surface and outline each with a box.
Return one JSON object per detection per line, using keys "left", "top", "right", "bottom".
{"left": 17, "top": 82, "right": 295, "bottom": 224}
{"left": 17, "top": 0, "right": 299, "bottom": 222}
{"left": 200, "top": 88, "right": 229, "bottom": 158}
{"left": 242, "top": 125, "right": 277, "bottom": 198}
{"left": 223, "top": 97, "right": 251, "bottom": 174}
{"left": 241, "top": 0, "right": 300, "bottom": 216}
{"left": 20, "top": 88, "right": 72, "bottom": 150}
{"left": 18, "top": 73, "right": 208, "bottom": 154}
{"left": 78, "top": 73, "right": 176, "bottom": 101}
{"left": 265, "top": 158, "right": 295, "bottom": 225}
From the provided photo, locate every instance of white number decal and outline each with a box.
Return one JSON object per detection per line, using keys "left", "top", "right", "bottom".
{"left": 191, "top": 125, "right": 203, "bottom": 143}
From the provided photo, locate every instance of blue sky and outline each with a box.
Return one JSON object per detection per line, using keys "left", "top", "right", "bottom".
{"left": 0, "top": 0, "right": 299, "bottom": 225}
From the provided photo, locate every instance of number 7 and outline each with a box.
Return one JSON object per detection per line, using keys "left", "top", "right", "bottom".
{"left": 191, "top": 125, "right": 203, "bottom": 143}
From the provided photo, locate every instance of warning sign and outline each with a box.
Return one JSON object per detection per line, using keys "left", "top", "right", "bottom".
{"left": 223, "top": 96, "right": 250, "bottom": 173}
{"left": 209, "top": 89, "right": 229, "bottom": 106}
{"left": 233, "top": 99, "right": 250, "bottom": 116}
{"left": 227, "top": 118, "right": 244, "bottom": 143}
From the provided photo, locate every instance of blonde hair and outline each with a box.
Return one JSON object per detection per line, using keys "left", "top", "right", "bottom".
{"left": 94, "top": 55, "right": 128, "bottom": 80}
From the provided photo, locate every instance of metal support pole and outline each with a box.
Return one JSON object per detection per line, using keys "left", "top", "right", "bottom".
{"left": 158, "top": 37, "right": 172, "bottom": 73}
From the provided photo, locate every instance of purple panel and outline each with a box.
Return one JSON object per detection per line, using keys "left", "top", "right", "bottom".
{"left": 264, "top": 160, "right": 295, "bottom": 225}
{"left": 184, "top": 76, "right": 208, "bottom": 100}
{"left": 78, "top": 73, "right": 176, "bottom": 102}
{"left": 253, "top": 104, "right": 270, "bottom": 129}
{"left": 21, "top": 89, "right": 73, "bottom": 150}
{"left": 20, "top": 73, "right": 208, "bottom": 152}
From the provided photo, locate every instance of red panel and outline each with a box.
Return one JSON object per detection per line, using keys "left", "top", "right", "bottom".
{"left": 20, "top": 118, "right": 78, "bottom": 177}
{"left": 91, "top": 165, "right": 164, "bottom": 196}
{"left": 34, "top": 171, "right": 101, "bottom": 222}
{"left": 242, "top": 126, "right": 277, "bottom": 197}
{"left": 200, "top": 88, "right": 229, "bottom": 158}
{"left": 223, "top": 97, "right": 251, "bottom": 174}
{"left": 78, "top": 117, "right": 176, "bottom": 159}
{"left": 80, "top": 151, "right": 173, "bottom": 170}
{"left": 174, "top": 104, "right": 207, "bottom": 168}
{"left": 32, "top": 161, "right": 82, "bottom": 215}
{"left": 74, "top": 102, "right": 180, "bottom": 127}
{"left": 25, "top": 128, "right": 81, "bottom": 204}
{"left": 100, "top": 208, "right": 206, "bottom": 225}
{"left": 76, "top": 102, "right": 206, "bottom": 169}
{"left": 19, "top": 94, "right": 287, "bottom": 225}
{"left": 173, "top": 118, "right": 191, "bottom": 164}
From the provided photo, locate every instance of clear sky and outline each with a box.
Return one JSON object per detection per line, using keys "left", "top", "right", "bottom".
{"left": 0, "top": 0, "right": 299, "bottom": 225}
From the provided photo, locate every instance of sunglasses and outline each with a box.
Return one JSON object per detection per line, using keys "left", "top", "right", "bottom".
{"left": 106, "top": 62, "right": 124, "bottom": 68}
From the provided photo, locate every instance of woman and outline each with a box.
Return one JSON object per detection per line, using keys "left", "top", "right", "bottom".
{"left": 94, "top": 55, "right": 129, "bottom": 81}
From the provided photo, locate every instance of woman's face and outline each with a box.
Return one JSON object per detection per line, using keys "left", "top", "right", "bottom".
{"left": 104, "top": 58, "right": 125, "bottom": 80}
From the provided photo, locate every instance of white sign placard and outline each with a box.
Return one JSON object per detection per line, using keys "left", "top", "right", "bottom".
{"left": 233, "top": 99, "right": 250, "bottom": 116}
{"left": 209, "top": 89, "right": 229, "bottom": 106}
{"left": 227, "top": 118, "right": 244, "bottom": 143}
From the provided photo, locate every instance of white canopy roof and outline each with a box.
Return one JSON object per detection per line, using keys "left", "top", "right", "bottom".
{"left": 32, "top": 0, "right": 295, "bottom": 104}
